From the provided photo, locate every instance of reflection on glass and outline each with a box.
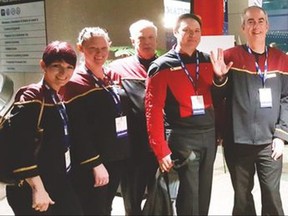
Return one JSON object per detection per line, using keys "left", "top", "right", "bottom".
{"left": 263, "top": 0, "right": 288, "bottom": 10}
{"left": 263, "top": 0, "right": 288, "bottom": 53}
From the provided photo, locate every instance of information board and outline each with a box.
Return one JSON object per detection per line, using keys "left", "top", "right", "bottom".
{"left": 0, "top": 0, "right": 46, "bottom": 73}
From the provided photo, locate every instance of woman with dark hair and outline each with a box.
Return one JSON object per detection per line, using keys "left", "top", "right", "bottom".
{"left": 6, "top": 41, "right": 83, "bottom": 215}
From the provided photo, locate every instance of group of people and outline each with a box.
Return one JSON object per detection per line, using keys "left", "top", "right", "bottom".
{"left": 5, "top": 18, "right": 158, "bottom": 216}
{"left": 3, "top": 5, "right": 288, "bottom": 216}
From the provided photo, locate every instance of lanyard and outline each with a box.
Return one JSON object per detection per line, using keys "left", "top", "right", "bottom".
{"left": 247, "top": 45, "right": 268, "bottom": 87}
{"left": 86, "top": 68, "right": 122, "bottom": 116}
{"left": 43, "top": 83, "right": 70, "bottom": 150}
{"left": 176, "top": 51, "right": 200, "bottom": 93}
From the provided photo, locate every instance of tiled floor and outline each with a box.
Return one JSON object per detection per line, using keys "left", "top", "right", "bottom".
{"left": 1, "top": 145, "right": 288, "bottom": 215}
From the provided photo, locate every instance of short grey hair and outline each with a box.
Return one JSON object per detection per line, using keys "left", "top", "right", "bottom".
{"left": 129, "top": 19, "right": 157, "bottom": 38}
{"left": 241, "top": 6, "right": 269, "bottom": 26}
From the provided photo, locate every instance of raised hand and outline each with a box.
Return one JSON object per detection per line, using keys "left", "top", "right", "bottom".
{"left": 210, "top": 48, "right": 233, "bottom": 79}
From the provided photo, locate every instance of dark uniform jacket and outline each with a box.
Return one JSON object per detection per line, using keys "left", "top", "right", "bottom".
{"left": 64, "top": 67, "right": 130, "bottom": 168}
{"left": 213, "top": 45, "right": 288, "bottom": 145}
{"left": 8, "top": 82, "right": 83, "bottom": 215}
{"left": 109, "top": 55, "right": 156, "bottom": 157}
{"left": 12, "top": 83, "right": 70, "bottom": 181}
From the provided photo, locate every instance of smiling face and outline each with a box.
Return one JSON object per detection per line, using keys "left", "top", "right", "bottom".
{"left": 40, "top": 41, "right": 76, "bottom": 92}
{"left": 78, "top": 36, "right": 110, "bottom": 69}
{"left": 41, "top": 60, "right": 75, "bottom": 92}
{"left": 242, "top": 7, "right": 269, "bottom": 47}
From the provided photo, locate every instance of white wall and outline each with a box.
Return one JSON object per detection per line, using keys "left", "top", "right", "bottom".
{"left": 227, "top": 0, "right": 250, "bottom": 45}
{"left": 2, "top": 0, "right": 256, "bottom": 104}
{"left": 2, "top": 0, "right": 166, "bottom": 100}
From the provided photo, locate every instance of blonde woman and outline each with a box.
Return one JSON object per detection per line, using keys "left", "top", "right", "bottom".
{"left": 65, "top": 27, "right": 130, "bottom": 215}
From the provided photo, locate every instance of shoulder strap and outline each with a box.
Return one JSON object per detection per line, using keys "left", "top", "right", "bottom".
{"left": 0, "top": 99, "right": 44, "bottom": 129}
{"left": 37, "top": 99, "right": 45, "bottom": 131}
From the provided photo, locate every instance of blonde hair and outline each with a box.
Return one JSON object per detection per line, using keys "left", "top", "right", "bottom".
{"left": 77, "top": 27, "right": 111, "bottom": 45}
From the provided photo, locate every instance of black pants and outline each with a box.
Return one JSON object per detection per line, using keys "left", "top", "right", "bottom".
{"left": 225, "top": 143, "right": 284, "bottom": 216}
{"left": 6, "top": 178, "right": 83, "bottom": 215}
{"left": 168, "top": 127, "right": 216, "bottom": 215}
{"left": 72, "top": 160, "right": 124, "bottom": 215}
{"left": 121, "top": 152, "right": 158, "bottom": 215}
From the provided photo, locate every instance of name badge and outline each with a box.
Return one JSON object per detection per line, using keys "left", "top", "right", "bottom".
{"left": 191, "top": 95, "right": 205, "bottom": 115}
{"left": 259, "top": 88, "right": 272, "bottom": 108}
{"left": 65, "top": 148, "right": 71, "bottom": 172}
{"left": 115, "top": 116, "right": 128, "bottom": 138}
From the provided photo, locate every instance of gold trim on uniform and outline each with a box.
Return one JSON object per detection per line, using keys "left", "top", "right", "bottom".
{"left": 13, "top": 165, "right": 38, "bottom": 173}
{"left": 275, "top": 128, "right": 288, "bottom": 136}
{"left": 80, "top": 155, "right": 100, "bottom": 165}
{"left": 213, "top": 76, "right": 228, "bottom": 87}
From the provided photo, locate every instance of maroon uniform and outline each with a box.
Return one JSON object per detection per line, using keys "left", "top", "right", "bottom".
{"left": 109, "top": 55, "right": 158, "bottom": 215}
{"left": 64, "top": 66, "right": 130, "bottom": 215}
{"left": 6, "top": 83, "right": 83, "bottom": 215}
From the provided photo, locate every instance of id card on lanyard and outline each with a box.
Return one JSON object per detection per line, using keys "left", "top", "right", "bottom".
{"left": 44, "top": 82, "right": 71, "bottom": 173}
{"left": 259, "top": 88, "right": 272, "bottom": 108}
{"left": 86, "top": 68, "right": 128, "bottom": 138}
{"left": 115, "top": 116, "right": 128, "bottom": 138}
{"left": 247, "top": 45, "right": 272, "bottom": 108}
{"left": 176, "top": 51, "right": 205, "bottom": 115}
{"left": 191, "top": 95, "right": 205, "bottom": 115}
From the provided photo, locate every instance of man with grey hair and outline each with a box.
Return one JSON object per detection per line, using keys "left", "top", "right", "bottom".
{"left": 108, "top": 19, "right": 158, "bottom": 215}
{"left": 211, "top": 5, "right": 288, "bottom": 215}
